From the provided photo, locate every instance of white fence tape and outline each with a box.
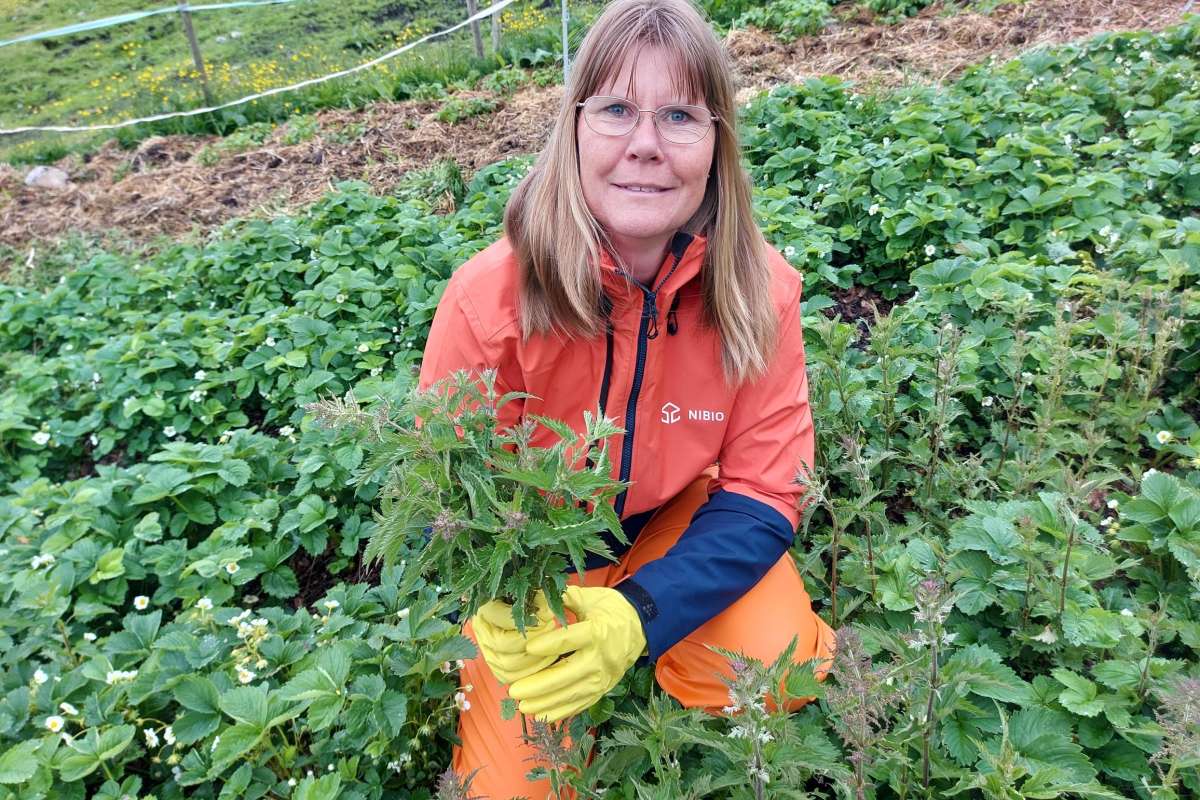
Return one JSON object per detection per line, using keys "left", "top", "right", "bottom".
{"left": 0, "top": 0, "right": 517, "bottom": 137}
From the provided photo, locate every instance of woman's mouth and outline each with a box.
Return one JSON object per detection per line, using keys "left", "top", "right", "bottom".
{"left": 614, "top": 183, "right": 671, "bottom": 194}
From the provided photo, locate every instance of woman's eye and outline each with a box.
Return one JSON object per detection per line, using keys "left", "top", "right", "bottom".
{"left": 604, "top": 104, "right": 629, "bottom": 116}
{"left": 666, "top": 109, "right": 694, "bottom": 123}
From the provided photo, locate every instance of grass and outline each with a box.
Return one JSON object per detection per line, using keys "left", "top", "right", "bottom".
{"left": 0, "top": 0, "right": 572, "bottom": 163}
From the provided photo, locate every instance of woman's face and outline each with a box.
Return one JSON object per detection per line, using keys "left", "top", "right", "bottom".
{"left": 576, "top": 45, "right": 716, "bottom": 262}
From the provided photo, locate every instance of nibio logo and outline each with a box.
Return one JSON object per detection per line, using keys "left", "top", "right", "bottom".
{"left": 661, "top": 402, "right": 726, "bottom": 424}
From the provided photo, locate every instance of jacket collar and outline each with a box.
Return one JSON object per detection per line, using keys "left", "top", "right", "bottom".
{"left": 598, "top": 230, "right": 707, "bottom": 303}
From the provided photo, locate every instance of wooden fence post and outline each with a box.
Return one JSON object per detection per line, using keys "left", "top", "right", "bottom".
{"left": 177, "top": 1, "right": 214, "bottom": 106}
{"left": 492, "top": 10, "right": 501, "bottom": 55}
{"left": 466, "top": 0, "right": 485, "bottom": 59}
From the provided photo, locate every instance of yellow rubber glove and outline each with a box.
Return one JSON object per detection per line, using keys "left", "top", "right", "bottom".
{"left": 470, "top": 592, "right": 560, "bottom": 685}
{"left": 507, "top": 585, "right": 647, "bottom": 722}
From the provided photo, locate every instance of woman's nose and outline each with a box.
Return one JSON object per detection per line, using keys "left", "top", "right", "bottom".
{"left": 626, "top": 112, "right": 663, "bottom": 158}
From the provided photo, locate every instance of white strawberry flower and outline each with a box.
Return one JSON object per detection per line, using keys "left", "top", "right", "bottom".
{"left": 357, "top": 343, "right": 369, "bottom": 353}
{"left": 335, "top": 294, "right": 346, "bottom": 304}
{"left": 225, "top": 562, "right": 239, "bottom": 575}
{"left": 1144, "top": 468, "right": 1159, "bottom": 479}
{"left": 92, "top": 372, "right": 102, "bottom": 384}
{"left": 33, "top": 668, "right": 48, "bottom": 685}
{"left": 163, "top": 426, "right": 176, "bottom": 438}
{"left": 1120, "top": 608, "right": 1134, "bottom": 617}
{"left": 454, "top": 691, "right": 470, "bottom": 711}
{"left": 32, "top": 431, "right": 51, "bottom": 446}
{"left": 1107, "top": 498, "right": 1119, "bottom": 510}
{"left": 397, "top": 607, "right": 410, "bottom": 620}
{"left": 237, "top": 667, "right": 256, "bottom": 684}
{"left": 59, "top": 702, "right": 79, "bottom": 715}
{"left": 133, "top": 595, "right": 150, "bottom": 610}
{"left": 924, "top": 244, "right": 936, "bottom": 257}
{"left": 196, "top": 596, "right": 213, "bottom": 610}
{"left": 1155, "top": 430, "right": 1173, "bottom": 444}
{"left": 144, "top": 727, "right": 160, "bottom": 747}
{"left": 83, "top": 632, "right": 97, "bottom": 642}
{"left": 45, "top": 716, "right": 65, "bottom": 732}
{"left": 164, "top": 726, "right": 176, "bottom": 744}
{"left": 981, "top": 396, "right": 994, "bottom": 407}
{"left": 265, "top": 336, "right": 276, "bottom": 347}
{"left": 194, "top": 370, "right": 207, "bottom": 381}
{"left": 868, "top": 203, "right": 879, "bottom": 216}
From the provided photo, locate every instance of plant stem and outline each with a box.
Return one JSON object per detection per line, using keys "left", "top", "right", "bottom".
{"left": 1057, "top": 504, "right": 1079, "bottom": 628}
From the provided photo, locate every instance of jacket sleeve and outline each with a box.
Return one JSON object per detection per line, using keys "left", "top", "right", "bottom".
{"left": 418, "top": 272, "right": 524, "bottom": 433}
{"left": 615, "top": 269, "right": 814, "bottom": 661}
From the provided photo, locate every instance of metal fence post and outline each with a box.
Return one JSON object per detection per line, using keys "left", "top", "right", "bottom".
{"left": 177, "top": 1, "right": 214, "bottom": 106}
{"left": 561, "top": 0, "right": 570, "bottom": 81}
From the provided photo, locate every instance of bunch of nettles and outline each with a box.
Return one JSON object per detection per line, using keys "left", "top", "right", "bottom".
{"left": 307, "top": 368, "right": 628, "bottom": 631}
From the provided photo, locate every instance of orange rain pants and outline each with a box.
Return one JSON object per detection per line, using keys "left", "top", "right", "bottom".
{"left": 451, "top": 467, "right": 837, "bottom": 799}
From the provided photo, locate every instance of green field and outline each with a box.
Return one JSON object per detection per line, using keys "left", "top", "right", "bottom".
{"left": 0, "top": 0, "right": 566, "bottom": 162}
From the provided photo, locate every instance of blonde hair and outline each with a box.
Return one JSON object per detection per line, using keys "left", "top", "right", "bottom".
{"left": 503, "top": 0, "right": 776, "bottom": 386}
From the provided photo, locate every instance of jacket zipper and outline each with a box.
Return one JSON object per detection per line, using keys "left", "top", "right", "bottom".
{"left": 611, "top": 245, "right": 687, "bottom": 518}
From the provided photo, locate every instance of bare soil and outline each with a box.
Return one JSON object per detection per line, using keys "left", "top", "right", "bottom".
{"left": 0, "top": 0, "right": 1190, "bottom": 269}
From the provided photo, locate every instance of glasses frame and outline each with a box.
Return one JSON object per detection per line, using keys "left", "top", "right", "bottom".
{"left": 576, "top": 95, "right": 721, "bottom": 144}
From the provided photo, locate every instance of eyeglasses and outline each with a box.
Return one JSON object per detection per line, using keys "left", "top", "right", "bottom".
{"left": 576, "top": 95, "right": 719, "bottom": 144}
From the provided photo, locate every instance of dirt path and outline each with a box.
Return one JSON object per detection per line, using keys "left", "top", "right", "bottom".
{"left": 0, "top": 0, "right": 1189, "bottom": 268}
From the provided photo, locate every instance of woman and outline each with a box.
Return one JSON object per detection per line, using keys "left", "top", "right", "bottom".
{"left": 416, "top": 0, "right": 836, "bottom": 794}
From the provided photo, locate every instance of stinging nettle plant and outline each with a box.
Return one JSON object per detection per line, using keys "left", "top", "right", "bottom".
{"left": 306, "top": 368, "right": 630, "bottom": 631}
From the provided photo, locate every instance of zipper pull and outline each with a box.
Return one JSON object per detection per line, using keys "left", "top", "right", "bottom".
{"left": 645, "top": 293, "right": 659, "bottom": 340}
{"left": 667, "top": 294, "right": 680, "bottom": 335}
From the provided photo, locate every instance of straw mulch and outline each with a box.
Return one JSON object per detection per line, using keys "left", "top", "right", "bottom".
{"left": 0, "top": 0, "right": 1192, "bottom": 271}
{"left": 726, "top": 0, "right": 1188, "bottom": 90}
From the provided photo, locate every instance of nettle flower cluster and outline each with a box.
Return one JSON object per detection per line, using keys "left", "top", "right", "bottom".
{"left": 720, "top": 654, "right": 778, "bottom": 791}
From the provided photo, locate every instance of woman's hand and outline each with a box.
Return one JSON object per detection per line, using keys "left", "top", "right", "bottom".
{"left": 470, "top": 592, "right": 561, "bottom": 684}
{"left": 507, "top": 585, "right": 647, "bottom": 722}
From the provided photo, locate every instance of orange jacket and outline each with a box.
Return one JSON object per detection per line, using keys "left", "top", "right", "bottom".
{"left": 418, "top": 230, "right": 815, "bottom": 659}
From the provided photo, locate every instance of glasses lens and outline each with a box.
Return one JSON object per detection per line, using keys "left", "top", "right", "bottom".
{"left": 580, "top": 97, "right": 713, "bottom": 143}
{"left": 655, "top": 105, "right": 710, "bottom": 143}
{"left": 583, "top": 97, "right": 638, "bottom": 136}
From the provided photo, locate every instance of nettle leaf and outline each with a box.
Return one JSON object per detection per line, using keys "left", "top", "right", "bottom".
{"left": 944, "top": 644, "right": 1034, "bottom": 705}
{"left": 949, "top": 514, "right": 1021, "bottom": 565}
{"left": 1092, "top": 660, "right": 1142, "bottom": 691}
{"left": 1051, "top": 668, "right": 1104, "bottom": 717}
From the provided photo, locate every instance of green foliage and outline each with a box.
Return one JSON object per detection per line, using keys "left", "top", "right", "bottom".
{"left": 306, "top": 369, "right": 628, "bottom": 631}
{"left": 435, "top": 95, "right": 497, "bottom": 124}
{"left": 735, "top": 0, "right": 831, "bottom": 40}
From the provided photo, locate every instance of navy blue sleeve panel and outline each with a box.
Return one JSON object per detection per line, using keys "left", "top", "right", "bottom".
{"left": 612, "top": 488, "right": 795, "bottom": 662}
